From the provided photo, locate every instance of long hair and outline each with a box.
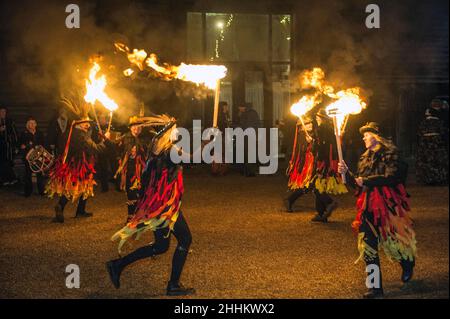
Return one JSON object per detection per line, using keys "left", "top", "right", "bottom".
{"left": 373, "top": 133, "right": 397, "bottom": 152}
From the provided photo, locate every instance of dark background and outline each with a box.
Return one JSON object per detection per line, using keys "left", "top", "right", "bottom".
{"left": 0, "top": 0, "right": 448, "bottom": 158}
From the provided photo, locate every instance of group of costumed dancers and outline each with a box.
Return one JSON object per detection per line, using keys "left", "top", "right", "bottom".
{"left": 286, "top": 107, "right": 417, "bottom": 298}
{"left": 44, "top": 93, "right": 417, "bottom": 298}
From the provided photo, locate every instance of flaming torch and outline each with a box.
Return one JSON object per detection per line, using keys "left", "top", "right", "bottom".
{"left": 115, "top": 43, "right": 227, "bottom": 127}
{"left": 84, "top": 62, "right": 119, "bottom": 134}
{"left": 325, "top": 88, "right": 366, "bottom": 183}
{"left": 176, "top": 63, "right": 226, "bottom": 128}
{"left": 290, "top": 94, "right": 321, "bottom": 139}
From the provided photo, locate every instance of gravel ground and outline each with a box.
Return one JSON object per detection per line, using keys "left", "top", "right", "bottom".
{"left": 0, "top": 166, "right": 448, "bottom": 299}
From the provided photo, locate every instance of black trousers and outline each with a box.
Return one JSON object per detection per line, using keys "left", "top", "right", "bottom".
{"left": 24, "top": 162, "right": 44, "bottom": 196}
{"left": 58, "top": 195, "right": 87, "bottom": 215}
{"left": 118, "top": 212, "right": 192, "bottom": 285}
{"left": 96, "top": 157, "right": 110, "bottom": 192}
{"left": 126, "top": 187, "right": 139, "bottom": 217}
{"left": 286, "top": 188, "right": 333, "bottom": 215}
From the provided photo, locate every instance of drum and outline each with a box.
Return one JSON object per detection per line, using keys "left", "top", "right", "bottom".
{"left": 26, "top": 145, "right": 55, "bottom": 173}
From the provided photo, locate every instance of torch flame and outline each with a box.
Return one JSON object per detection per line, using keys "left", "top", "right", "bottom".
{"left": 123, "top": 68, "right": 134, "bottom": 77}
{"left": 146, "top": 54, "right": 174, "bottom": 75}
{"left": 128, "top": 49, "right": 148, "bottom": 71}
{"left": 176, "top": 63, "right": 227, "bottom": 89}
{"left": 325, "top": 88, "right": 366, "bottom": 134}
{"left": 115, "top": 43, "right": 227, "bottom": 89}
{"left": 290, "top": 94, "right": 321, "bottom": 118}
{"left": 84, "top": 62, "right": 118, "bottom": 112}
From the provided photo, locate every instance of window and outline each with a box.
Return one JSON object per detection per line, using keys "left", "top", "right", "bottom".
{"left": 272, "top": 15, "right": 291, "bottom": 62}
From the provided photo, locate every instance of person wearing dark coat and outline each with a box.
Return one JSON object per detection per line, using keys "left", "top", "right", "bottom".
{"left": 19, "top": 117, "right": 46, "bottom": 196}
{"left": 238, "top": 102, "right": 260, "bottom": 177}
{"left": 0, "top": 107, "right": 18, "bottom": 185}
{"left": 112, "top": 116, "right": 148, "bottom": 223}
{"left": 338, "top": 122, "right": 416, "bottom": 299}
{"left": 416, "top": 100, "right": 449, "bottom": 185}
{"left": 46, "top": 115, "right": 111, "bottom": 223}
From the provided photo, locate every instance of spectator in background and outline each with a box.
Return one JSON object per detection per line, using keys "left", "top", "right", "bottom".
{"left": 217, "top": 101, "right": 231, "bottom": 132}
{"left": 416, "top": 99, "right": 449, "bottom": 185}
{"left": 47, "top": 108, "right": 69, "bottom": 156}
{"left": 238, "top": 102, "right": 260, "bottom": 177}
{"left": 212, "top": 101, "right": 231, "bottom": 176}
{"left": 0, "top": 107, "right": 18, "bottom": 186}
{"left": 238, "top": 102, "right": 260, "bottom": 130}
{"left": 19, "top": 117, "right": 45, "bottom": 197}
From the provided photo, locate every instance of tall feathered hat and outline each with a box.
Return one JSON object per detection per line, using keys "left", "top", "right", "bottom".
{"left": 136, "top": 113, "right": 177, "bottom": 155}
{"left": 60, "top": 90, "right": 92, "bottom": 124}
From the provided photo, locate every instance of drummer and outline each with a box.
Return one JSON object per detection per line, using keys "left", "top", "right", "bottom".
{"left": 19, "top": 116, "right": 46, "bottom": 197}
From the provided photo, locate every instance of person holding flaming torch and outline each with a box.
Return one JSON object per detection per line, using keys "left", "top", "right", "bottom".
{"left": 45, "top": 93, "right": 112, "bottom": 223}
{"left": 285, "top": 115, "right": 315, "bottom": 212}
{"left": 107, "top": 114, "right": 195, "bottom": 297}
{"left": 286, "top": 93, "right": 345, "bottom": 222}
{"left": 338, "top": 122, "right": 416, "bottom": 298}
{"left": 309, "top": 109, "right": 346, "bottom": 222}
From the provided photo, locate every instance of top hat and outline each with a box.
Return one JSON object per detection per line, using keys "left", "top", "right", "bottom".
{"left": 359, "top": 122, "right": 380, "bottom": 135}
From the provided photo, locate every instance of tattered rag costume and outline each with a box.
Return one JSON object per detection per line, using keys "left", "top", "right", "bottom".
{"left": 285, "top": 113, "right": 346, "bottom": 220}
{"left": 46, "top": 126, "right": 107, "bottom": 220}
{"left": 347, "top": 123, "right": 416, "bottom": 297}
{"left": 45, "top": 95, "right": 108, "bottom": 222}
{"left": 114, "top": 129, "right": 147, "bottom": 222}
{"left": 285, "top": 120, "right": 315, "bottom": 211}
{"left": 107, "top": 116, "right": 194, "bottom": 296}
{"left": 314, "top": 121, "right": 347, "bottom": 196}
{"left": 416, "top": 108, "right": 449, "bottom": 185}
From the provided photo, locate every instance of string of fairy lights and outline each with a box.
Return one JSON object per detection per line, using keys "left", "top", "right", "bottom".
{"left": 210, "top": 14, "right": 290, "bottom": 61}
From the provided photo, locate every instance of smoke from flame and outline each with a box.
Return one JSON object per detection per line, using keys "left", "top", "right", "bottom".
{"left": 291, "top": 67, "right": 366, "bottom": 134}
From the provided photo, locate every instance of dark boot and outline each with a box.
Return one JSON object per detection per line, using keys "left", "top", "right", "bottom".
{"left": 400, "top": 259, "right": 415, "bottom": 283}
{"left": 106, "top": 259, "right": 122, "bottom": 289}
{"left": 284, "top": 199, "right": 294, "bottom": 212}
{"left": 323, "top": 200, "right": 338, "bottom": 219}
{"left": 363, "top": 288, "right": 384, "bottom": 299}
{"left": 284, "top": 190, "right": 304, "bottom": 213}
{"left": 311, "top": 214, "right": 327, "bottom": 223}
{"left": 52, "top": 204, "right": 64, "bottom": 223}
{"left": 75, "top": 198, "right": 93, "bottom": 218}
{"left": 166, "top": 282, "right": 195, "bottom": 296}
